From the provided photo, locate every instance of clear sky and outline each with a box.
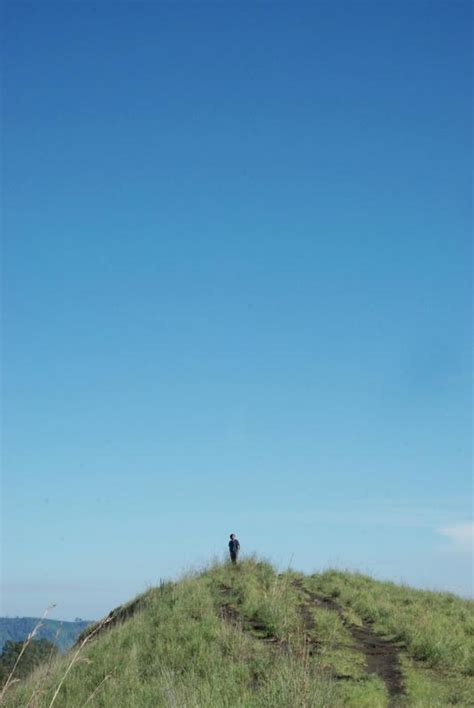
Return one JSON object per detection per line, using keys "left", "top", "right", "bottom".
{"left": 2, "top": 0, "right": 472, "bottom": 621}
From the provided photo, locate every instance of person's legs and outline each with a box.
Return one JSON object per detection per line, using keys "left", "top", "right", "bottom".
{"left": 230, "top": 551, "right": 237, "bottom": 564}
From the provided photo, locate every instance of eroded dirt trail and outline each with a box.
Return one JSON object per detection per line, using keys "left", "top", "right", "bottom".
{"left": 219, "top": 584, "right": 288, "bottom": 651}
{"left": 293, "top": 579, "right": 405, "bottom": 705}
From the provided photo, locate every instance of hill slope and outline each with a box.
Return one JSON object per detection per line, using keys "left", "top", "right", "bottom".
{"left": 2, "top": 558, "right": 473, "bottom": 707}
{"left": 0, "top": 618, "right": 91, "bottom": 653}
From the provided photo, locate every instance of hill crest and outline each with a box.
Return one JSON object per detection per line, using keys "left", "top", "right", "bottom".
{"left": 2, "top": 559, "right": 473, "bottom": 707}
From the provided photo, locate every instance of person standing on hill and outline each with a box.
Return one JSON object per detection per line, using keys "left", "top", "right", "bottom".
{"left": 228, "top": 534, "right": 240, "bottom": 564}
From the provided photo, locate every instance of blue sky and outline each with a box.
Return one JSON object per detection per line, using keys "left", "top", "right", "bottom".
{"left": 2, "top": 0, "right": 472, "bottom": 620}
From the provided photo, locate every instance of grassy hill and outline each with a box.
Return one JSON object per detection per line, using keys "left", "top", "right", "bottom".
{"left": 0, "top": 618, "right": 91, "bottom": 653}
{"left": 1, "top": 558, "right": 472, "bottom": 707}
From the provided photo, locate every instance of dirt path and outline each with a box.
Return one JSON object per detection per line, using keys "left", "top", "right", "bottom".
{"left": 293, "top": 579, "right": 405, "bottom": 705}
{"left": 218, "top": 584, "right": 287, "bottom": 650}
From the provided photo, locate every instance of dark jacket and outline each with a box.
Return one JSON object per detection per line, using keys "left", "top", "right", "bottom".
{"left": 229, "top": 538, "right": 240, "bottom": 554}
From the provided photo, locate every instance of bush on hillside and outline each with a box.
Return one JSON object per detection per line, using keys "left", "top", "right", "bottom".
{"left": 0, "top": 638, "right": 58, "bottom": 685}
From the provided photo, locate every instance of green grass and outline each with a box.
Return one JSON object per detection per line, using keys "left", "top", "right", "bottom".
{"left": 2, "top": 559, "right": 472, "bottom": 707}
{"left": 305, "top": 569, "right": 474, "bottom": 706}
{"left": 305, "top": 570, "right": 473, "bottom": 675}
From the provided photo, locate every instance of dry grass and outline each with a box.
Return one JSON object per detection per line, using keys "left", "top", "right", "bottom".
{"left": 0, "top": 605, "right": 56, "bottom": 705}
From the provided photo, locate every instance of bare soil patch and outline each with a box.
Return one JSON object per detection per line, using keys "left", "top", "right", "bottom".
{"left": 218, "top": 584, "right": 287, "bottom": 649}
{"left": 293, "top": 579, "right": 405, "bottom": 704}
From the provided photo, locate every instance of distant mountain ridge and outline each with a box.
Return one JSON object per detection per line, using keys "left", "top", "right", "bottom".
{"left": 0, "top": 617, "right": 92, "bottom": 653}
